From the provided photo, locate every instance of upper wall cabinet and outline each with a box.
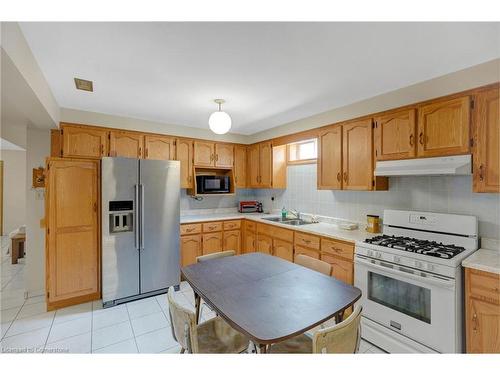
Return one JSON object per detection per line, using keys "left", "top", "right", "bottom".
{"left": 61, "top": 124, "right": 108, "bottom": 159}
{"left": 176, "top": 139, "right": 194, "bottom": 189}
{"left": 317, "top": 125, "right": 342, "bottom": 189}
{"left": 215, "top": 144, "right": 234, "bottom": 168}
{"left": 473, "top": 87, "right": 499, "bottom": 193}
{"left": 375, "top": 108, "right": 417, "bottom": 160}
{"left": 343, "top": 119, "right": 374, "bottom": 191}
{"left": 234, "top": 145, "right": 247, "bottom": 188}
{"left": 417, "top": 96, "right": 471, "bottom": 158}
{"left": 144, "top": 135, "right": 176, "bottom": 160}
{"left": 193, "top": 141, "right": 215, "bottom": 167}
{"left": 247, "top": 142, "right": 286, "bottom": 189}
{"left": 109, "top": 131, "right": 144, "bottom": 158}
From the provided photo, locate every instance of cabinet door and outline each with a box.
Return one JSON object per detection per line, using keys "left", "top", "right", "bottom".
{"left": 317, "top": 125, "right": 342, "bottom": 189}
{"left": 176, "top": 139, "right": 193, "bottom": 189}
{"left": 62, "top": 125, "right": 108, "bottom": 159}
{"left": 259, "top": 142, "right": 273, "bottom": 187}
{"left": 273, "top": 239, "right": 294, "bottom": 262}
{"left": 467, "top": 298, "right": 500, "bottom": 353}
{"left": 144, "top": 135, "right": 175, "bottom": 160}
{"left": 243, "top": 230, "right": 256, "bottom": 253}
{"left": 342, "top": 119, "right": 373, "bottom": 191}
{"left": 110, "top": 131, "right": 144, "bottom": 158}
{"left": 375, "top": 109, "right": 416, "bottom": 160}
{"left": 234, "top": 146, "right": 247, "bottom": 188}
{"left": 46, "top": 158, "right": 100, "bottom": 308}
{"left": 194, "top": 141, "right": 215, "bottom": 167}
{"left": 473, "top": 88, "right": 500, "bottom": 193}
{"left": 294, "top": 245, "right": 320, "bottom": 260}
{"left": 215, "top": 143, "right": 234, "bottom": 168}
{"left": 202, "top": 232, "right": 222, "bottom": 255}
{"left": 247, "top": 144, "right": 260, "bottom": 187}
{"left": 180, "top": 234, "right": 202, "bottom": 267}
{"left": 256, "top": 233, "right": 273, "bottom": 254}
{"left": 321, "top": 253, "right": 353, "bottom": 284}
{"left": 223, "top": 230, "right": 241, "bottom": 254}
{"left": 417, "top": 96, "right": 470, "bottom": 157}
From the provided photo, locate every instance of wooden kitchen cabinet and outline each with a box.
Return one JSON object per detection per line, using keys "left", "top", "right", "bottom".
{"left": 144, "top": 135, "right": 176, "bottom": 160}
{"left": 223, "top": 230, "right": 241, "bottom": 254}
{"left": 321, "top": 252, "right": 353, "bottom": 284}
{"left": 215, "top": 143, "right": 234, "bottom": 168}
{"left": 233, "top": 145, "right": 247, "bottom": 188}
{"left": 473, "top": 87, "right": 500, "bottom": 193}
{"left": 417, "top": 96, "right": 471, "bottom": 157}
{"left": 317, "top": 125, "right": 343, "bottom": 189}
{"left": 375, "top": 108, "right": 417, "bottom": 160}
{"left": 259, "top": 141, "right": 273, "bottom": 187}
{"left": 45, "top": 158, "right": 100, "bottom": 310}
{"left": 180, "top": 234, "right": 202, "bottom": 267}
{"left": 176, "top": 138, "right": 194, "bottom": 189}
{"left": 202, "top": 232, "right": 223, "bottom": 255}
{"left": 248, "top": 144, "right": 260, "bottom": 187}
{"left": 247, "top": 142, "right": 286, "bottom": 189}
{"left": 194, "top": 141, "right": 215, "bottom": 167}
{"left": 465, "top": 268, "right": 500, "bottom": 353}
{"left": 109, "top": 130, "right": 144, "bottom": 158}
{"left": 343, "top": 119, "right": 373, "bottom": 191}
{"left": 242, "top": 220, "right": 256, "bottom": 253}
{"left": 273, "top": 239, "right": 294, "bottom": 262}
{"left": 61, "top": 124, "right": 108, "bottom": 159}
{"left": 256, "top": 225, "right": 273, "bottom": 255}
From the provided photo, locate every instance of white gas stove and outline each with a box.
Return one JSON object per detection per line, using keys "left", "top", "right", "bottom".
{"left": 354, "top": 210, "right": 478, "bottom": 353}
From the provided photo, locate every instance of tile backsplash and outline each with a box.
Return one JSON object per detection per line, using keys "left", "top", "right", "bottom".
{"left": 181, "top": 163, "right": 500, "bottom": 239}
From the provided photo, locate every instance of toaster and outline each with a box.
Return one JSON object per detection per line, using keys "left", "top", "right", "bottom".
{"left": 238, "top": 201, "right": 263, "bottom": 213}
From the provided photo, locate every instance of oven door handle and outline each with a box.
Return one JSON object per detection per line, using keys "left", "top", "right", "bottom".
{"left": 355, "top": 256, "right": 456, "bottom": 290}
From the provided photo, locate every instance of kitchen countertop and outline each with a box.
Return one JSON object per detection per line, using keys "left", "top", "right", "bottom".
{"left": 180, "top": 211, "right": 378, "bottom": 244}
{"left": 462, "top": 238, "right": 500, "bottom": 275}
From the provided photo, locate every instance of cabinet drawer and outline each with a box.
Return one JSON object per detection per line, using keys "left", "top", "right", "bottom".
{"left": 257, "top": 223, "right": 274, "bottom": 236}
{"left": 202, "top": 222, "right": 223, "bottom": 233}
{"left": 271, "top": 227, "right": 294, "bottom": 242}
{"left": 294, "top": 245, "right": 320, "bottom": 260}
{"left": 223, "top": 220, "right": 241, "bottom": 230}
{"left": 295, "top": 232, "right": 320, "bottom": 250}
{"left": 180, "top": 223, "right": 202, "bottom": 235}
{"left": 468, "top": 269, "right": 500, "bottom": 302}
{"left": 244, "top": 220, "right": 257, "bottom": 232}
{"left": 321, "top": 238, "right": 354, "bottom": 260}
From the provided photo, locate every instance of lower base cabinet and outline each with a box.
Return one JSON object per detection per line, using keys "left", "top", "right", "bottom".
{"left": 465, "top": 268, "right": 500, "bottom": 353}
{"left": 321, "top": 252, "right": 353, "bottom": 284}
{"left": 256, "top": 233, "right": 273, "bottom": 254}
{"left": 273, "top": 239, "right": 294, "bottom": 262}
{"left": 223, "top": 230, "right": 241, "bottom": 253}
{"left": 180, "top": 234, "right": 202, "bottom": 267}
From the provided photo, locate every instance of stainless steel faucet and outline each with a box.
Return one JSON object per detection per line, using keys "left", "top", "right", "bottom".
{"left": 289, "top": 209, "right": 301, "bottom": 220}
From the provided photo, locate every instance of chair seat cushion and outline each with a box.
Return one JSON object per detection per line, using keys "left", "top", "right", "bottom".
{"left": 270, "top": 334, "right": 312, "bottom": 354}
{"left": 197, "top": 316, "right": 249, "bottom": 354}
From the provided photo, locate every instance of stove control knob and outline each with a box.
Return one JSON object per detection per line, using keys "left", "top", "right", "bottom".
{"left": 427, "top": 263, "right": 435, "bottom": 272}
{"left": 414, "top": 261, "right": 423, "bottom": 269}
{"left": 393, "top": 256, "right": 401, "bottom": 263}
{"left": 367, "top": 250, "right": 373, "bottom": 257}
{"left": 375, "top": 252, "right": 382, "bottom": 259}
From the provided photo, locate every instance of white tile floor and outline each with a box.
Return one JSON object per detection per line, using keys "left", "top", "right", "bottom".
{"left": 1, "top": 237, "right": 385, "bottom": 354}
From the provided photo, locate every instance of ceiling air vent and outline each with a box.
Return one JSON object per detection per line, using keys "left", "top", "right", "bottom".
{"left": 74, "top": 78, "right": 93, "bottom": 92}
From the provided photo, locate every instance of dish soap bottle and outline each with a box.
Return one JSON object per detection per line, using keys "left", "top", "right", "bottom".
{"left": 281, "top": 207, "right": 287, "bottom": 220}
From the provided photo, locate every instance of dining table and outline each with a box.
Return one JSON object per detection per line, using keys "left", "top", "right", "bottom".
{"left": 181, "top": 252, "right": 362, "bottom": 353}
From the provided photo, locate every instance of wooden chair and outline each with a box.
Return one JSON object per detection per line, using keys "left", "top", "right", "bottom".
{"left": 196, "top": 250, "right": 236, "bottom": 263}
{"left": 295, "top": 254, "right": 332, "bottom": 276}
{"left": 269, "top": 305, "right": 363, "bottom": 354}
{"left": 167, "top": 288, "right": 249, "bottom": 353}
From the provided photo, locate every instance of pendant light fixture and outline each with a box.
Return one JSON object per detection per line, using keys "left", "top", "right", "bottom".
{"left": 208, "top": 99, "right": 232, "bottom": 135}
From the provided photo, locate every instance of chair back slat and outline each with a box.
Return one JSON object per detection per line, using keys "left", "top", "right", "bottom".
{"left": 196, "top": 250, "right": 236, "bottom": 263}
{"left": 295, "top": 254, "right": 332, "bottom": 276}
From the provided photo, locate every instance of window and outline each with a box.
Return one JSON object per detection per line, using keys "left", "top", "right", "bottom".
{"left": 287, "top": 138, "right": 317, "bottom": 164}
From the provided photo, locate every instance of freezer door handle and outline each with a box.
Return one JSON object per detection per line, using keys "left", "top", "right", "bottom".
{"left": 134, "top": 184, "right": 139, "bottom": 249}
{"left": 140, "top": 183, "right": 145, "bottom": 250}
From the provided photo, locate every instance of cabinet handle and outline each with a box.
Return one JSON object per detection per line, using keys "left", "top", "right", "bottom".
{"left": 419, "top": 132, "right": 424, "bottom": 145}
{"left": 186, "top": 227, "right": 194, "bottom": 232}
{"left": 302, "top": 239, "right": 311, "bottom": 244}
{"left": 336, "top": 172, "right": 341, "bottom": 182}
{"left": 93, "top": 202, "right": 97, "bottom": 212}
{"left": 343, "top": 172, "right": 348, "bottom": 182}
{"left": 139, "top": 147, "right": 142, "bottom": 157}
{"left": 409, "top": 134, "right": 414, "bottom": 146}
{"left": 215, "top": 154, "right": 219, "bottom": 161}
{"left": 472, "top": 313, "right": 478, "bottom": 332}
{"left": 100, "top": 144, "right": 104, "bottom": 155}
{"left": 479, "top": 164, "right": 484, "bottom": 181}
{"left": 145, "top": 148, "right": 149, "bottom": 158}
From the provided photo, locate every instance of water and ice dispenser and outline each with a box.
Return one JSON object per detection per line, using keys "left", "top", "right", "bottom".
{"left": 109, "top": 200, "right": 134, "bottom": 233}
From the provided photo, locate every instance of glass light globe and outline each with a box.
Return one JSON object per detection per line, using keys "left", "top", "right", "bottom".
{"left": 208, "top": 111, "right": 232, "bottom": 134}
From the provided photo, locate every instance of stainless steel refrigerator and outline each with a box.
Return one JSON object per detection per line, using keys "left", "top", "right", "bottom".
{"left": 101, "top": 157, "right": 180, "bottom": 307}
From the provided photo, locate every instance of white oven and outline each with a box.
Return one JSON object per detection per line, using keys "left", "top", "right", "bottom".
{"left": 355, "top": 253, "right": 461, "bottom": 353}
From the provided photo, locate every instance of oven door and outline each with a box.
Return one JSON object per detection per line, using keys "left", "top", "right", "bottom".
{"left": 354, "top": 254, "right": 457, "bottom": 353}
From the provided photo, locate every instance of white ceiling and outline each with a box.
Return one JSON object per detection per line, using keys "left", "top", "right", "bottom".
{"left": 19, "top": 22, "right": 500, "bottom": 135}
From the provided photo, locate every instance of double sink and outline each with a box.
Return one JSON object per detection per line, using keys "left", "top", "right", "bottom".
{"left": 263, "top": 216, "right": 311, "bottom": 226}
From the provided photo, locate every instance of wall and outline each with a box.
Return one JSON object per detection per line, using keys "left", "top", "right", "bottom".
{"left": 180, "top": 189, "right": 255, "bottom": 212}
{"left": 253, "top": 163, "right": 500, "bottom": 240}
{"left": 25, "top": 128, "right": 50, "bottom": 297}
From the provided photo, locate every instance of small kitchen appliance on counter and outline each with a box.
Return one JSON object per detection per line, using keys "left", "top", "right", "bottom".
{"left": 238, "top": 200, "right": 263, "bottom": 213}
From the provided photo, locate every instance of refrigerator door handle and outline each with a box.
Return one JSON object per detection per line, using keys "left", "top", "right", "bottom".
{"left": 140, "top": 183, "right": 145, "bottom": 250}
{"left": 134, "top": 184, "right": 139, "bottom": 250}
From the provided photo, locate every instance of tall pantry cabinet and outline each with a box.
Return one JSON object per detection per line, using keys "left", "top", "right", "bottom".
{"left": 45, "top": 158, "right": 101, "bottom": 310}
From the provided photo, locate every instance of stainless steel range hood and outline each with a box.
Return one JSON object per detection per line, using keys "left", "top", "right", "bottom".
{"left": 374, "top": 155, "right": 472, "bottom": 177}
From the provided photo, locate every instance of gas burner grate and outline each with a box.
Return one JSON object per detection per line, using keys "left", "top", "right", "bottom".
{"left": 364, "top": 235, "right": 466, "bottom": 259}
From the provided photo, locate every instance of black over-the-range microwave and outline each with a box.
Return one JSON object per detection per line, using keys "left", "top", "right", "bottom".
{"left": 196, "top": 175, "right": 230, "bottom": 194}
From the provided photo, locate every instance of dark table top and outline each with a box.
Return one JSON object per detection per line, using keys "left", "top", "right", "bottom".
{"left": 181, "top": 253, "right": 362, "bottom": 345}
